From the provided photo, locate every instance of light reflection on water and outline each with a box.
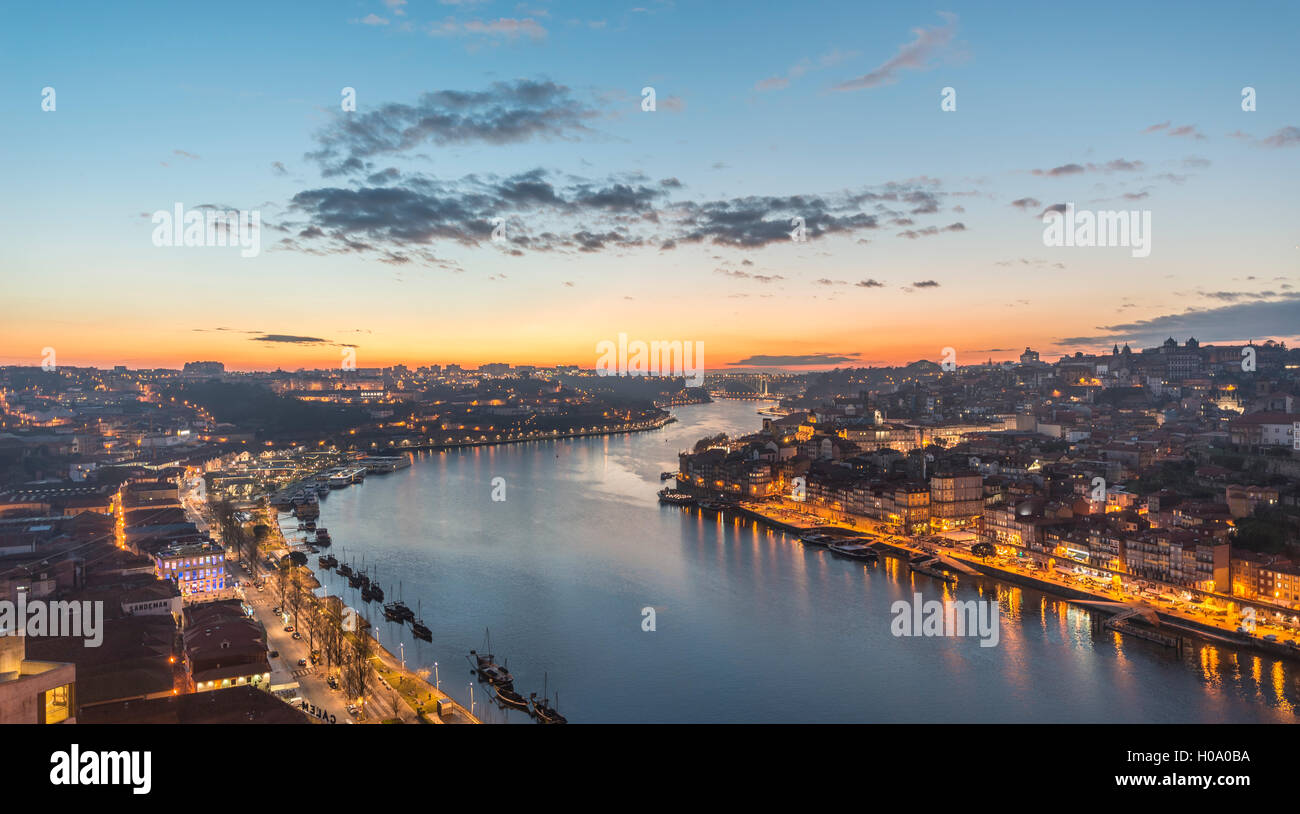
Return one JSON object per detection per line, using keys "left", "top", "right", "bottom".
{"left": 292, "top": 401, "right": 1300, "bottom": 723}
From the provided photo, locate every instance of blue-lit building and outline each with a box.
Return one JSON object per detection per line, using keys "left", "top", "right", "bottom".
{"left": 154, "top": 540, "right": 226, "bottom": 597}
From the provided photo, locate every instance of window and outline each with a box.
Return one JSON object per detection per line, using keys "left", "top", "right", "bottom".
{"left": 44, "top": 684, "right": 71, "bottom": 724}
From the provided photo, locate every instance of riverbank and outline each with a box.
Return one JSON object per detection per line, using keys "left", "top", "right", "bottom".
{"left": 722, "top": 499, "right": 1300, "bottom": 664}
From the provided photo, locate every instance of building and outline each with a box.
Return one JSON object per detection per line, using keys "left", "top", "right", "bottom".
{"left": 154, "top": 540, "right": 227, "bottom": 597}
{"left": 182, "top": 600, "right": 270, "bottom": 693}
{"left": 0, "top": 631, "right": 76, "bottom": 724}
{"left": 929, "top": 472, "right": 984, "bottom": 531}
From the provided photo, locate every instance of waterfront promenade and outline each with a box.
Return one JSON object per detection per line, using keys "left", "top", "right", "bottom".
{"left": 724, "top": 498, "right": 1300, "bottom": 662}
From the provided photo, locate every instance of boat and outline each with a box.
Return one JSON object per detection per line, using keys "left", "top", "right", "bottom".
{"left": 321, "top": 554, "right": 338, "bottom": 569}
{"left": 696, "top": 498, "right": 726, "bottom": 512}
{"left": 360, "top": 582, "right": 380, "bottom": 603}
{"left": 384, "top": 599, "right": 414, "bottom": 622}
{"left": 347, "top": 565, "right": 365, "bottom": 589}
{"left": 827, "top": 541, "right": 879, "bottom": 562}
{"left": 364, "top": 579, "right": 384, "bottom": 602}
{"left": 328, "top": 472, "right": 351, "bottom": 489}
{"left": 337, "top": 562, "right": 354, "bottom": 578}
{"left": 799, "top": 532, "right": 834, "bottom": 547}
{"left": 468, "top": 629, "right": 514, "bottom": 687}
{"left": 316, "top": 482, "right": 330, "bottom": 497}
{"left": 531, "top": 674, "right": 566, "bottom": 724}
{"left": 910, "top": 557, "right": 956, "bottom": 583}
{"left": 494, "top": 685, "right": 528, "bottom": 710}
{"left": 410, "top": 601, "right": 431, "bottom": 641}
{"left": 315, "top": 529, "right": 332, "bottom": 547}
{"left": 658, "top": 488, "right": 695, "bottom": 506}
{"left": 318, "top": 555, "right": 333, "bottom": 568}
{"left": 294, "top": 498, "right": 320, "bottom": 520}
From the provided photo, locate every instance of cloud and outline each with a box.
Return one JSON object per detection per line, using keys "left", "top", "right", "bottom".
{"left": 729, "top": 353, "right": 863, "bottom": 367}
{"left": 1010, "top": 197, "right": 1040, "bottom": 210}
{"left": 856, "top": 278, "right": 885, "bottom": 288}
{"left": 251, "top": 334, "right": 331, "bottom": 344}
{"left": 306, "top": 80, "right": 597, "bottom": 174}
{"left": 832, "top": 12, "right": 957, "bottom": 91}
{"left": 896, "top": 222, "right": 965, "bottom": 239}
{"left": 430, "top": 16, "right": 547, "bottom": 40}
{"left": 1259, "top": 126, "right": 1300, "bottom": 148}
{"left": 1057, "top": 293, "right": 1300, "bottom": 347}
{"left": 1168, "top": 124, "right": 1206, "bottom": 140}
{"left": 1030, "top": 159, "right": 1144, "bottom": 177}
{"left": 358, "top": 13, "right": 389, "bottom": 25}
{"left": 756, "top": 48, "right": 857, "bottom": 92}
{"left": 912, "top": 279, "right": 940, "bottom": 288}
{"left": 1142, "top": 121, "right": 1170, "bottom": 133}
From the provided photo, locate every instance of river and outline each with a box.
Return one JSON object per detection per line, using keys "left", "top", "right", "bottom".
{"left": 298, "top": 400, "right": 1300, "bottom": 723}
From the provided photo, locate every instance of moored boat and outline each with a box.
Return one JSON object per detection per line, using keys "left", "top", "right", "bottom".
{"left": 658, "top": 488, "right": 695, "bottom": 506}
{"left": 828, "top": 541, "right": 879, "bottom": 562}
{"left": 495, "top": 686, "right": 528, "bottom": 710}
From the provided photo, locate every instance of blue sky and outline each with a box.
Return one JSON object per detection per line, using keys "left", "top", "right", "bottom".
{"left": 1, "top": 1, "right": 1297, "bottom": 369}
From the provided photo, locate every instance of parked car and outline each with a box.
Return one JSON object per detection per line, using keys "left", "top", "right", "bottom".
{"left": 297, "top": 658, "right": 308, "bottom": 667}
{"left": 283, "top": 625, "right": 294, "bottom": 632}
{"left": 291, "top": 632, "right": 302, "bottom": 640}
{"left": 268, "top": 650, "right": 279, "bottom": 659}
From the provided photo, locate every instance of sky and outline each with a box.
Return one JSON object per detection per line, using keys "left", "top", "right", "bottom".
{"left": 1, "top": 0, "right": 1297, "bottom": 372}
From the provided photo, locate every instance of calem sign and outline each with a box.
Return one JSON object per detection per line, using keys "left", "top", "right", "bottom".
{"left": 299, "top": 700, "right": 336, "bottom": 724}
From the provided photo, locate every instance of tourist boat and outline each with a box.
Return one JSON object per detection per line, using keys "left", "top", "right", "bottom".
{"left": 318, "top": 555, "right": 333, "bottom": 568}
{"left": 316, "top": 482, "right": 330, "bottom": 497}
{"left": 827, "top": 541, "right": 879, "bottom": 562}
{"left": 294, "top": 498, "right": 320, "bottom": 520}
{"left": 337, "top": 561, "right": 354, "bottom": 578}
{"left": 658, "top": 488, "right": 695, "bottom": 506}
{"left": 347, "top": 567, "right": 365, "bottom": 589}
{"left": 314, "top": 529, "right": 331, "bottom": 547}
{"left": 494, "top": 686, "right": 528, "bottom": 710}
{"left": 696, "top": 498, "right": 726, "bottom": 512}
{"left": 363, "top": 580, "right": 384, "bottom": 602}
{"left": 320, "top": 554, "right": 338, "bottom": 569}
{"left": 799, "top": 533, "right": 835, "bottom": 547}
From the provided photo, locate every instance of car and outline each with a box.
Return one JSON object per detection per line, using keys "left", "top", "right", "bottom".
{"left": 268, "top": 650, "right": 279, "bottom": 658}
{"left": 283, "top": 625, "right": 294, "bottom": 632}
{"left": 291, "top": 632, "right": 302, "bottom": 640}
{"left": 1265, "top": 634, "right": 1279, "bottom": 642}
{"left": 346, "top": 704, "right": 360, "bottom": 717}
{"left": 327, "top": 676, "right": 339, "bottom": 690}
{"left": 273, "top": 607, "right": 282, "bottom": 615}
{"left": 297, "top": 658, "right": 308, "bottom": 667}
